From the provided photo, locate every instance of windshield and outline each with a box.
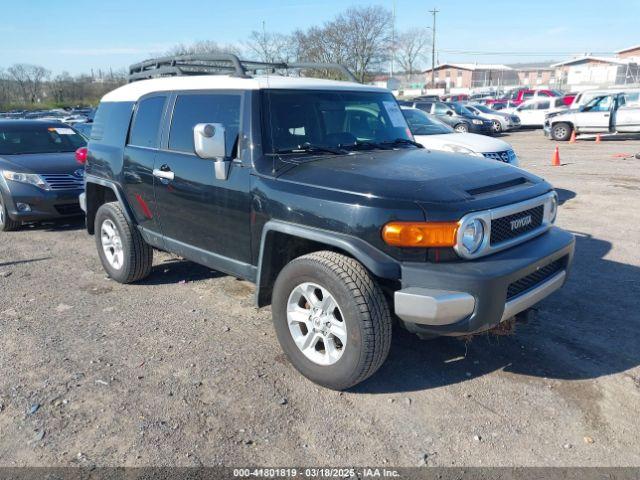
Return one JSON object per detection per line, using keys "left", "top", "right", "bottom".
{"left": 0, "top": 124, "right": 86, "bottom": 155}
{"left": 402, "top": 108, "right": 453, "bottom": 135}
{"left": 448, "top": 103, "right": 474, "bottom": 116}
{"left": 470, "top": 104, "right": 492, "bottom": 114}
{"left": 261, "top": 90, "right": 413, "bottom": 154}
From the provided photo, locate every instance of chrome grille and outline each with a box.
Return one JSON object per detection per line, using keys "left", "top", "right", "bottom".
{"left": 483, "top": 149, "right": 517, "bottom": 163}
{"left": 491, "top": 205, "right": 544, "bottom": 245}
{"left": 41, "top": 173, "right": 84, "bottom": 191}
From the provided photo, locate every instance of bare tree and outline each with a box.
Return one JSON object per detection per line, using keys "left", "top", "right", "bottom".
{"left": 245, "top": 30, "right": 295, "bottom": 63}
{"left": 7, "top": 64, "right": 50, "bottom": 103}
{"left": 294, "top": 6, "right": 392, "bottom": 82}
{"left": 165, "top": 40, "right": 241, "bottom": 57}
{"left": 396, "top": 28, "right": 431, "bottom": 77}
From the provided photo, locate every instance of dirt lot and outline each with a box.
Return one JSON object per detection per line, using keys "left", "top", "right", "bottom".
{"left": 0, "top": 130, "right": 639, "bottom": 467}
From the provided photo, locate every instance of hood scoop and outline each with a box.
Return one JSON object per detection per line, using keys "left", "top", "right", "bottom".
{"left": 466, "top": 177, "right": 528, "bottom": 197}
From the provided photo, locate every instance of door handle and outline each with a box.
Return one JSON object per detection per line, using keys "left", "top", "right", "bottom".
{"left": 604, "top": 114, "right": 610, "bottom": 117}
{"left": 153, "top": 167, "right": 174, "bottom": 181}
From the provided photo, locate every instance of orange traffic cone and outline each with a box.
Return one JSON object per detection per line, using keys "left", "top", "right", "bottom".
{"left": 595, "top": 134, "right": 602, "bottom": 144}
{"left": 569, "top": 130, "right": 577, "bottom": 143}
{"left": 551, "top": 146, "right": 561, "bottom": 166}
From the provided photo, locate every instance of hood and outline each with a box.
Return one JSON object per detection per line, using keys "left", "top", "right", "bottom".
{"left": 277, "top": 148, "right": 546, "bottom": 206}
{"left": 414, "top": 132, "right": 511, "bottom": 153}
{"left": 0, "top": 152, "right": 80, "bottom": 174}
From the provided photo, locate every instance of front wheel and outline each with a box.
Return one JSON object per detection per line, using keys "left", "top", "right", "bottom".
{"left": 0, "top": 195, "right": 21, "bottom": 232}
{"left": 95, "top": 202, "right": 153, "bottom": 283}
{"left": 272, "top": 251, "right": 392, "bottom": 390}
{"left": 551, "top": 122, "right": 572, "bottom": 141}
{"left": 491, "top": 120, "right": 503, "bottom": 133}
{"left": 454, "top": 123, "right": 469, "bottom": 133}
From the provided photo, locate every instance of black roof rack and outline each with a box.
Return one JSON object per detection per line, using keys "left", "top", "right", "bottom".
{"left": 128, "top": 54, "right": 358, "bottom": 83}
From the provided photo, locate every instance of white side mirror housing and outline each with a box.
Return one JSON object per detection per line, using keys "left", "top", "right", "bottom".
{"left": 193, "top": 123, "right": 230, "bottom": 180}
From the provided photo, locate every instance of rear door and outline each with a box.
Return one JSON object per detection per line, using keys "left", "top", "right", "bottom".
{"left": 122, "top": 94, "right": 168, "bottom": 233}
{"left": 152, "top": 91, "right": 253, "bottom": 269}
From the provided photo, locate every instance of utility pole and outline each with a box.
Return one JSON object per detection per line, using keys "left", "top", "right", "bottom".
{"left": 429, "top": 8, "right": 439, "bottom": 88}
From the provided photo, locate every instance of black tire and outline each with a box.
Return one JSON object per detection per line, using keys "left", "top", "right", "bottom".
{"left": 491, "top": 120, "right": 502, "bottom": 133}
{"left": 0, "top": 194, "right": 21, "bottom": 232}
{"left": 551, "top": 122, "right": 572, "bottom": 141}
{"left": 94, "top": 202, "right": 153, "bottom": 283}
{"left": 272, "top": 251, "right": 392, "bottom": 390}
{"left": 454, "top": 123, "right": 469, "bottom": 133}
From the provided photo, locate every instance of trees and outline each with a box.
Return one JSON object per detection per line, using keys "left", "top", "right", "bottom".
{"left": 245, "top": 30, "right": 296, "bottom": 63}
{"left": 7, "top": 64, "right": 50, "bottom": 103}
{"left": 396, "top": 28, "right": 431, "bottom": 77}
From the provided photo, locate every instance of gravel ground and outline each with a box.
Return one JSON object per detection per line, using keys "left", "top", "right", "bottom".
{"left": 0, "top": 130, "right": 639, "bottom": 467}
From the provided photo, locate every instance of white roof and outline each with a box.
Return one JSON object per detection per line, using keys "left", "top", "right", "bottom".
{"left": 423, "top": 63, "right": 512, "bottom": 73}
{"left": 101, "top": 75, "right": 386, "bottom": 102}
{"left": 616, "top": 45, "right": 640, "bottom": 54}
{"left": 551, "top": 56, "right": 630, "bottom": 67}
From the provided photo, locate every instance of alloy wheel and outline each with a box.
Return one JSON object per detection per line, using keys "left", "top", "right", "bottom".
{"left": 286, "top": 282, "right": 347, "bottom": 366}
{"left": 100, "top": 219, "right": 124, "bottom": 270}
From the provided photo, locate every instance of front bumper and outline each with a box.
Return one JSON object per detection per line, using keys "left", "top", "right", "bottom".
{"left": 469, "top": 122, "right": 494, "bottom": 135}
{"left": 393, "top": 227, "right": 575, "bottom": 336}
{"left": 543, "top": 123, "right": 552, "bottom": 137}
{"left": 2, "top": 182, "right": 84, "bottom": 222}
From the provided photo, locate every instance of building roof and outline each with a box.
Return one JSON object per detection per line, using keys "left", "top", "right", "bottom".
{"left": 423, "top": 63, "right": 512, "bottom": 73}
{"left": 616, "top": 45, "right": 640, "bottom": 55}
{"left": 551, "top": 56, "right": 630, "bottom": 68}
{"left": 101, "top": 75, "right": 385, "bottom": 102}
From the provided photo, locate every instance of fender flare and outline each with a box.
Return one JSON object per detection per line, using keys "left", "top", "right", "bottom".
{"left": 84, "top": 174, "right": 136, "bottom": 230}
{"left": 255, "top": 220, "right": 401, "bottom": 306}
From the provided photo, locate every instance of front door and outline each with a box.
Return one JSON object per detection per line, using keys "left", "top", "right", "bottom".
{"left": 153, "top": 91, "right": 253, "bottom": 270}
{"left": 577, "top": 95, "right": 614, "bottom": 133}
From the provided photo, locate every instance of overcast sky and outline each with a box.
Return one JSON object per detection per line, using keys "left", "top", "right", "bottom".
{"left": 2, "top": 0, "right": 638, "bottom": 74}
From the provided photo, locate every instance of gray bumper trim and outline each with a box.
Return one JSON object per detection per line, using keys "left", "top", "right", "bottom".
{"left": 501, "top": 270, "right": 566, "bottom": 322}
{"left": 394, "top": 288, "right": 476, "bottom": 326}
{"left": 79, "top": 192, "right": 86, "bottom": 213}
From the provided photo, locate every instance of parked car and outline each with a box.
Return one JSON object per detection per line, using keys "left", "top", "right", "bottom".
{"left": 82, "top": 54, "right": 574, "bottom": 390}
{"left": 409, "top": 100, "right": 494, "bottom": 134}
{"left": 0, "top": 121, "right": 87, "bottom": 231}
{"left": 73, "top": 122, "right": 93, "bottom": 138}
{"left": 504, "top": 97, "right": 567, "bottom": 128}
{"left": 570, "top": 88, "right": 640, "bottom": 109}
{"left": 401, "top": 107, "right": 519, "bottom": 165}
{"left": 441, "top": 94, "right": 469, "bottom": 102}
{"left": 464, "top": 103, "right": 521, "bottom": 133}
{"left": 544, "top": 92, "right": 640, "bottom": 140}
{"left": 487, "top": 88, "right": 559, "bottom": 108}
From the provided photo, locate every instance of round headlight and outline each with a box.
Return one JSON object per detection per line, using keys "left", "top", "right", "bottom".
{"left": 461, "top": 219, "right": 484, "bottom": 254}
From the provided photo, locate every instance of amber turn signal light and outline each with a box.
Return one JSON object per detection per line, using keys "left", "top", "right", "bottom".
{"left": 382, "top": 222, "right": 458, "bottom": 247}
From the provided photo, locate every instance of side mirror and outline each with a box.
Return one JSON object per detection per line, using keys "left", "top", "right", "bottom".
{"left": 193, "top": 123, "right": 230, "bottom": 180}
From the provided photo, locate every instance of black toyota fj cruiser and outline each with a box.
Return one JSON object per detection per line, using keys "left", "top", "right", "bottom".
{"left": 81, "top": 55, "right": 575, "bottom": 390}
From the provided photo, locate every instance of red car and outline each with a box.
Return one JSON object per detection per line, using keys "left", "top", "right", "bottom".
{"left": 486, "top": 88, "right": 559, "bottom": 108}
{"left": 441, "top": 93, "right": 469, "bottom": 102}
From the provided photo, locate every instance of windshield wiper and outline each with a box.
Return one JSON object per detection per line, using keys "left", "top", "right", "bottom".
{"left": 379, "top": 138, "right": 424, "bottom": 148}
{"left": 276, "top": 142, "right": 347, "bottom": 156}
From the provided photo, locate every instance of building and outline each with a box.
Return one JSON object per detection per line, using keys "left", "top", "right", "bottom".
{"left": 551, "top": 55, "right": 640, "bottom": 89}
{"left": 422, "top": 63, "right": 519, "bottom": 90}
{"left": 616, "top": 45, "right": 640, "bottom": 61}
{"left": 510, "top": 62, "right": 557, "bottom": 87}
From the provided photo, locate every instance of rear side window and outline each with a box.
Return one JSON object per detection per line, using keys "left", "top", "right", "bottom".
{"left": 128, "top": 96, "right": 167, "bottom": 148}
{"left": 168, "top": 93, "right": 241, "bottom": 154}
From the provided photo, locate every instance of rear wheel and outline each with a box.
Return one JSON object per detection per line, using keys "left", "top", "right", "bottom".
{"left": 272, "top": 251, "right": 392, "bottom": 390}
{"left": 551, "top": 122, "right": 572, "bottom": 141}
{"left": 0, "top": 195, "right": 21, "bottom": 232}
{"left": 454, "top": 123, "right": 469, "bottom": 133}
{"left": 95, "top": 202, "right": 153, "bottom": 283}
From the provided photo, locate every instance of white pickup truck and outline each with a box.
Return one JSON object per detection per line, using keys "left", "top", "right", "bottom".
{"left": 544, "top": 92, "right": 640, "bottom": 141}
